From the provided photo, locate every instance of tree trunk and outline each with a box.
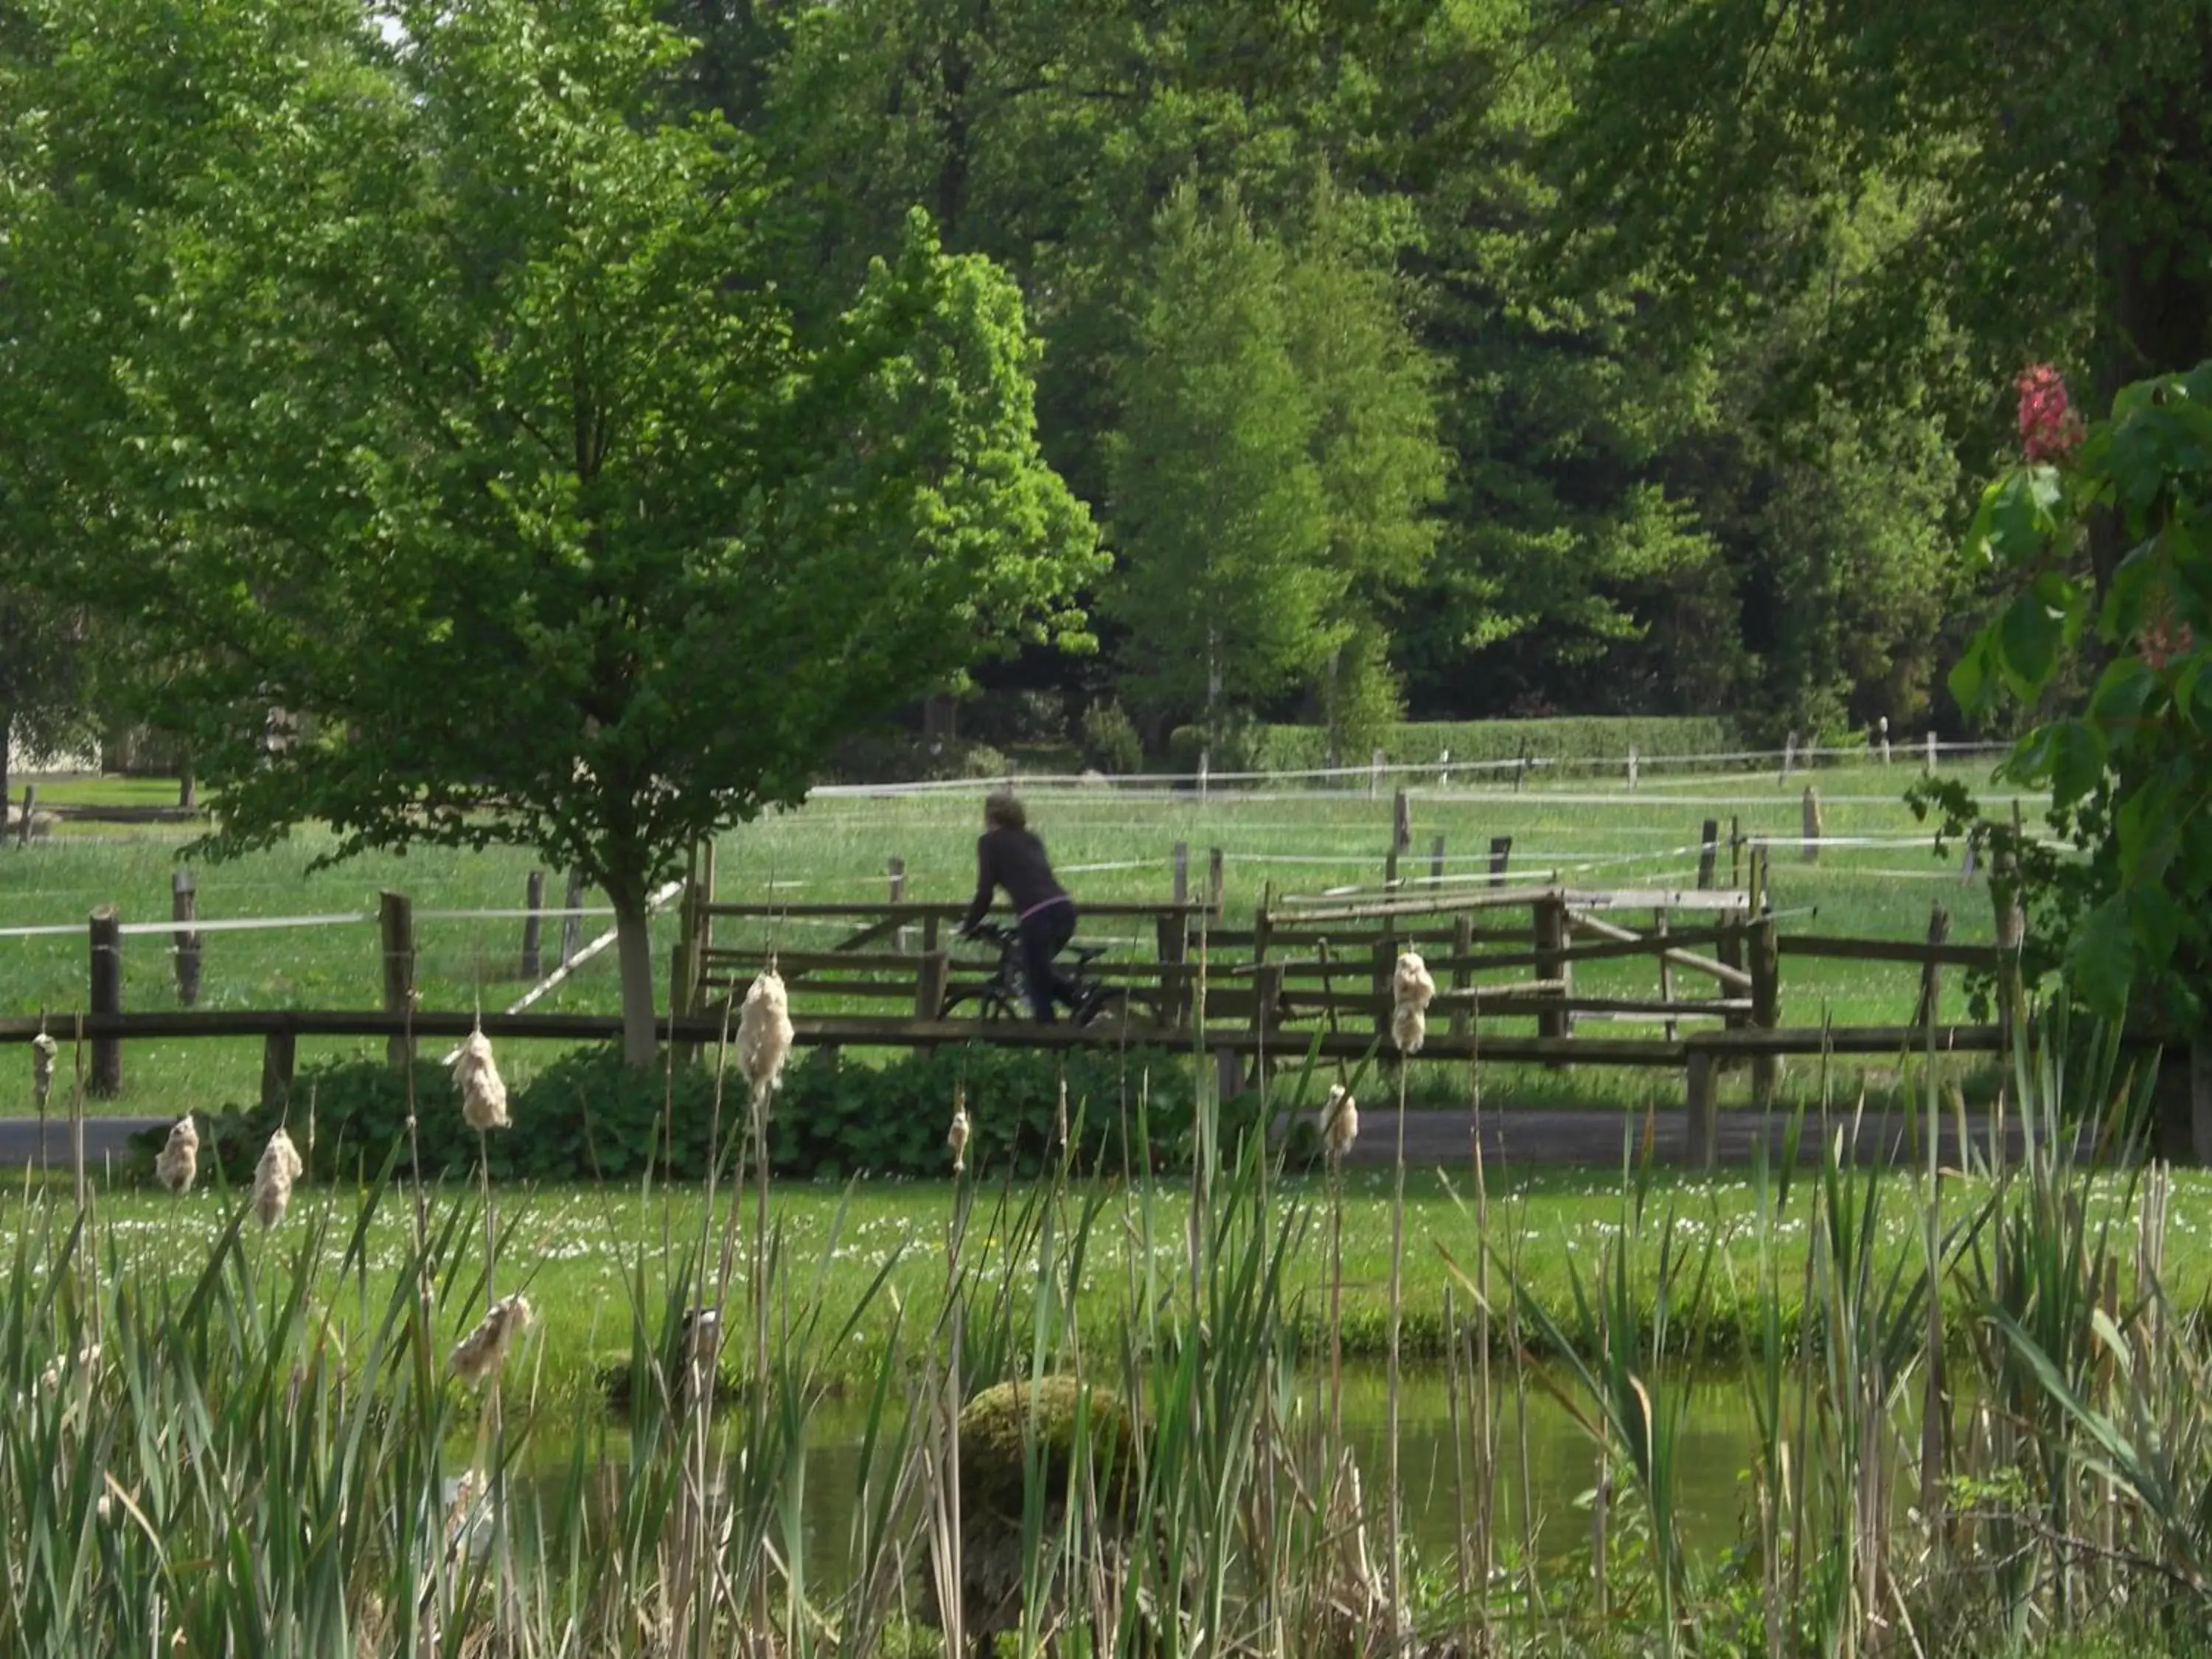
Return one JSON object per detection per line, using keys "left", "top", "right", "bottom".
{"left": 613, "top": 891, "right": 660, "bottom": 1068}
{"left": 0, "top": 706, "right": 10, "bottom": 846}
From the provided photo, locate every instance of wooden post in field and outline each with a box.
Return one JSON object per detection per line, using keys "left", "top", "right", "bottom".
{"left": 1750, "top": 910, "right": 1781, "bottom": 1109}
{"left": 1696, "top": 819, "right": 1719, "bottom": 890}
{"left": 1626, "top": 745, "right": 1639, "bottom": 791}
{"left": 1718, "top": 909, "right": 1749, "bottom": 1037}
{"left": 1729, "top": 816, "right": 1742, "bottom": 890}
{"left": 1207, "top": 846, "right": 1225, "bottom": 915}
{"left": 1913, "top": 904, "right": 1951, "bottom": 1026}
{"left": 1489, "top": 836, "right": 1512, "bottom": 888}
{"left": 888, "top": 855, "right": 911, "bottom": 953}
{"left": 1155, "top": 913, "right": 1190, "bottom": 1027}
{"left": 1251, "top": 961, "right": 1284, "bottom": 1091}
{"left": 1371, "top": 936, "right": 1395, "bottom": 1043}
{"left": 380, "top": 891, "right": 416, "bottom": 1071}
{"left": 1924, "top": 731, "right": 1938, "bottom": 773}
{"left": 1369, "top": 748, "right": 1385, "bottom": 799}
{"left": 1514, "top": 741, "right": 1531, "bottom": 793}
{"left": 88, "top": 906, "right": 122, "bottom": 1098}
{"left": 1392, "top": 786, "right": 1411, "bottom": 853}
{"left": 560, "top": 870, "right": 585, "bottom": 967}
{"left": 261, "top": 1023, "right": 296, "bottom": 1111}
{"left": 1198, "top": 745, "right": 1210, "bottom": 799}
{"left": 172, "top": 869, "right": 203, "bottom": 1007}
{"left": 521, "top": 869, "right": 546, "bottom": 980}
{"left": 915, "top": 950, "right": 950, "bottom": 1021}
{"left": 1657, "top": 907, "right": 1677, "bottom": 1042}
{"left": 1801, "top": 787, "right": 1823, "bottom": 863}
{"left": 1430, "top": 834, "right": 1447, "bottom": 888}
{"left": 1172, "top": 841, "right": 1190, "bottom": 907}
{"left": 1684, "top": 1049, "right": 1718, "bottom": 1170}
{"left": 1533, "top": 894, "right": 1571, "bottom": 1042}
{"left": 1450, "top": 911, "right": 1474, "bottom": 1040}
{"left": 1878, "top": 717, "right": 1892, "bottom": 765}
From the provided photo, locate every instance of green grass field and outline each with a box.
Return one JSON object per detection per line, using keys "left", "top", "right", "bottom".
{"left": 23, "top": 1158, "right": 2202, "bottom": 1422}
{"left": 0, "top": 758, "right": 2039, "bottom": 1121}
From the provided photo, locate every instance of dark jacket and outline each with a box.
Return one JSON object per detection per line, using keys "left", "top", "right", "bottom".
{"left": 961, "top": 825, "right": 1068, "bottom": 932}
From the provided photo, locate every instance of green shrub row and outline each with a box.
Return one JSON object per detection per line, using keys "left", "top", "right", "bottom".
{"left": 141, "top": 1043, "right": 1227, "bottom": 1186}
{"left": 1162, "top": 716, "right": 1742, "bottom": 776}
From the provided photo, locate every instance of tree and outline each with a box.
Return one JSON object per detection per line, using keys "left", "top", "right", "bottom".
{"left": 10, "top": 0, "right": 1100, "bottom": 1063}
{"left": 1105, "top": 185, "right": 1335, "bottom": 745}
{"left": 0, "top": 585, "right": 94, "bottom": 824}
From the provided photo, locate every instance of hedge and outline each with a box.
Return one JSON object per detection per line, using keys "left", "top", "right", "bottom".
{"left": 1167, "top": 717, "right": 1742, "bottom": 776}
{"left": 135, "top": 1043, "right": 1243, "bottom": 1188}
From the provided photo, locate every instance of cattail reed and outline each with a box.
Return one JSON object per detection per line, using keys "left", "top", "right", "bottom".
{"left": 451, "top": 1028, "right": 509, "bottom": 1131}
{"left": 1320, "top": 1084, "right": 1358, "bottom": 1161}
{"left": 30, "top": 1030, "right": 56, "bottom": 1113}
{"left": 155, "top": 1115, "right": 199, "bottom": 1194}
{"left": 448, "top": 1293, "right": 532, "bottom": 1388}
{"left": 737, "top": 969, "right": 794, "bottom": 1100}
{"left": 1390, "top": 951, "right": 1435, "bottom": 1054}
{"left": 947, "top": 1102, "right": 971, "bottom": 1175}
{"left": 252, "top": 1128, "right": 303, "bottom": 1227}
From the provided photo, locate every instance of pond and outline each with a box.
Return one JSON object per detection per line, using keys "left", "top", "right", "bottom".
{"left": 509, "top": 1366, "right": 1760, "bottom": 1582}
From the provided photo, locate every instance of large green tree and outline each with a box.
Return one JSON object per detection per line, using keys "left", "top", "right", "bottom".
{"left": 6, "top": 0, "right": 1100, "bottom": 1062}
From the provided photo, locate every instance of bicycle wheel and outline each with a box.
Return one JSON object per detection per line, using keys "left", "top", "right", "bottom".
{"left": 942, "top": 984, "right": 1018, "bottom": 1023}
{"left": 1075, "top": 987, "right": 1136, "bottom": 1029}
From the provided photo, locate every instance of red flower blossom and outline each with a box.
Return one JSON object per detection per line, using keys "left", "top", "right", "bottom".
{"left": 2017, "top": 364, "right": 2084, "bottom": 463}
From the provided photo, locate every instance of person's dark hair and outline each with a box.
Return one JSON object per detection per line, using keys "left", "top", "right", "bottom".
{"left": 984, "top": 790, "right": 1026, "bottom": 832}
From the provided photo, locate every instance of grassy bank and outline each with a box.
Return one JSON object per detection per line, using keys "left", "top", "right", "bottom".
{"left": 24, "top": 1156, "right": 2205, "bottom": 1419}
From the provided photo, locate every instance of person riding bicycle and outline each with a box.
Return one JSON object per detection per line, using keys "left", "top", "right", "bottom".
{"left": 958, "top": 791, "right": 1077, "bottom": 1021}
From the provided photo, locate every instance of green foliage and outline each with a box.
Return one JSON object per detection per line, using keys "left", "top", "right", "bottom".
{"left": 1933, "top": 363, "right": 2212, "bottom": 1022}
{"left": 1185, "top": 715, "right": 1742, "bottom": 773}
{"left": 1077, "top": 700, "right": 1144, "bottom": 776}
{"left": 821, "top": 731, "right": 1012, "bottom": 785}
{"left": 154, "top": 1043, "right": 1208, "bottom": 1186}
{"left": 4, "top": 0, "right": 1102, "bottom": 1060}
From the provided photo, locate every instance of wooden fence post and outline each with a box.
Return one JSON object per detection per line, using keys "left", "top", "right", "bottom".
{"left": 380, "top": 891, "right": 415, "bottom": 1071}
{"left": 1696, "top": 820, "right": 1719, "bottom": 891}
{"left": 1684, "top": 1048, "right": 1717, "bottom": 1170}
{"left": 888, "top": 856, "right": 910, "bottom": 953}
{"left": 1207, "top": 847, "right": 1225, "bottom": 915}
{"left": 521, "top": 869, "right": 546, "bottom": 980}
{"left": 1534, "top": 895, "right": 1571, "bottom": 1042}
{"left": 1750, "top": 911, "right": 1781, "bottom": 1108}
{"left": 1392, "top": 787, "right": 1411, "bottom": 853}
{"left": 1155, "top": 913, "right": 1190, "bottom": 1027}
{"left": 560, "top": 870, "right": 585, "bottom": 967}
{"left": 1172, "top": 841, "right": 1190, "bottom": 907}
{"left": 915, "top": 950, "right": 950, "bottom": 1022}
{"left": 1730, "top": 816, "right": 1742, "bottom": 891}
{"left": 88, "top": 905, "right": 122, "bottom": 1098}
{"left": 1879, "top": 717, "right": 1892, "bottom": 765}
{"left": 1718, "top": 910, "right": 1749, "bottom": 1037}
{"left": 1781, "top": 731, "right": 1798, "bottom": 782}
{"left": 1801, "top": 787, "right": 1823, "bottom": 863}
{"left": 1913, "top": 904, "right": 1951, "bottom": 1026}
{"left": 1251, "top": 961, "right": 1284, "bottom": 1091}
{"left": 1627, "top": 745, "right": 1639, "bottom": 791}
{"left": 1369, "top": 748, "right": 1385, "bottom": 799}
{"left": 1430, "top": 834, "right": 1447, "bottom": 888}
{"left": 172, "top": 869, "right": 203, "bottom": 1007}
{"left": 1450, "top": 911, "right": 1474, "bottom": 1040}
{"left": 1371, "top": 936, "right": 1396, "bottom": 1043}
{"left": 1924, "top": 731, "right": 1938, "bottom": 773}
{"left": 1489, "top": 836, "right": 1512, "bottom": 888}
{"left": 261, "top": 1023, "right": 296, "bottom": 1112}
{"left": 1656, "top": 907, "right": 1677, "bottom": 1043}
{"left": 1383, "top": 845, "right": 1400, "bottom": 892}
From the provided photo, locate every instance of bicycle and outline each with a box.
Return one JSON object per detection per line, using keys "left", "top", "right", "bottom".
{"left": 942, "top": 921, "right": 1142, "bottom": 1026}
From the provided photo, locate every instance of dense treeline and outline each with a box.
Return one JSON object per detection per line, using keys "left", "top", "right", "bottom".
{"left": 658, "top": 0, "right": 2208, "bottom": 759}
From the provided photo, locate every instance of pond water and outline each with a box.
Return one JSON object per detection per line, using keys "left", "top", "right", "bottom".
{"left": 518, "top": 1366, "right": 1761, "bottom": 1582}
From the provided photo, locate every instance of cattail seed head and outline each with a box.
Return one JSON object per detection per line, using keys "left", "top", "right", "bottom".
{"left": 252, "top": 1128, "right": 303, "bottom": 1227}
{"left": 156, "top": 1115, "right": 200, "bottom": 1194}
{"left": 448, "top": 1294, "right": 532, "bottom": 1388}
{"left": 947, "top": 1102, "right": 971, "bottom": 1176}
{"left": 451, "top": 1028, "right": 509, "bottom": 1131}
{"left": 1321, "top": 1085, "right": 1359, "bottom": 1160}
{"left": 737, "top": 970, "right": 794, "bottom": 1098}
{"left": 30, "top": 1032, "right": 57, "bottom": 1111}
{"left": 1391, "top": 951, "right": 1436, "bottom": 1055}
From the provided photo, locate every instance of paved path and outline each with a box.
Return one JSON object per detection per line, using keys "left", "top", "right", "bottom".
{"left": 0, "top": 1116, "right": 167, "bottom": 1169}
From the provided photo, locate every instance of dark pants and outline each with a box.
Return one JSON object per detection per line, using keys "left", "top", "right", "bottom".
{"left": 1018, "top": 901, "right": 1077, "bottom": 1022}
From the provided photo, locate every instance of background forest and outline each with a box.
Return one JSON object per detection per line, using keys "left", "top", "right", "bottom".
{"left": 8, "top": 0, "right": 2210, "bottom": 785}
